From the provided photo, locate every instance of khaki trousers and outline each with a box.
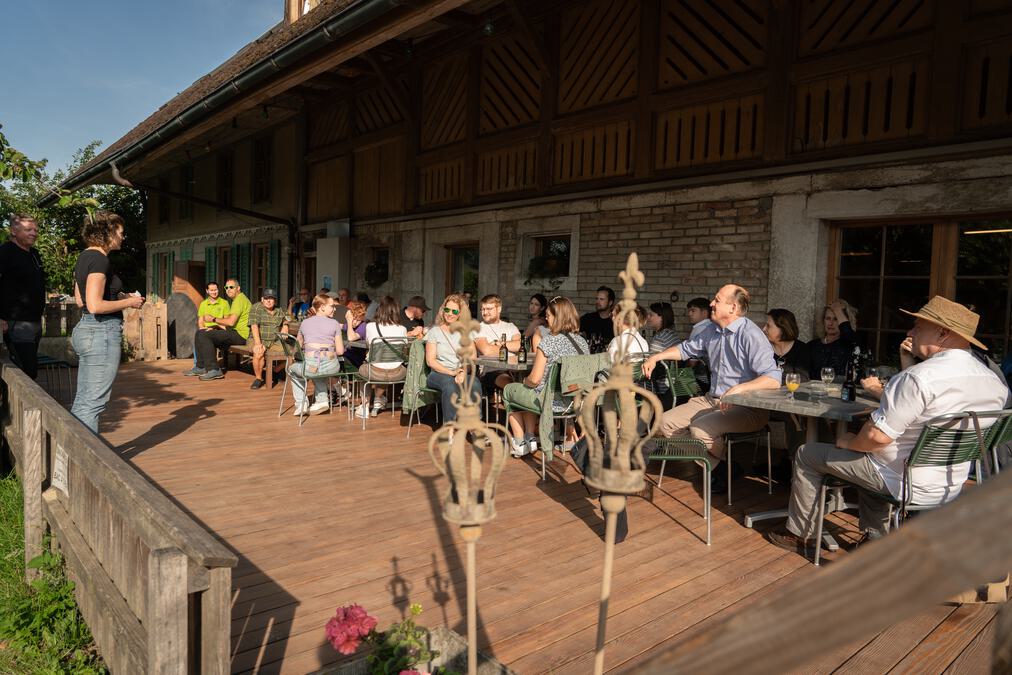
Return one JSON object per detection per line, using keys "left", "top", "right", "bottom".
{"left": 659, "top": 394, "right": 770, "bottom": 460}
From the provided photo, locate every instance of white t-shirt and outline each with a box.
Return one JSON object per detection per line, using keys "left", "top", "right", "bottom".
{"left": 364, "top": 322, "right": 408, "bottom": 369}
{"left": 476, "top": 320, "right": 520, "bottom": 344}
{"left": 608, "top": 328, "right": 649, "bottom": 363}
{"left": 870, "top": 349, "right": 1009, "bottom": 506}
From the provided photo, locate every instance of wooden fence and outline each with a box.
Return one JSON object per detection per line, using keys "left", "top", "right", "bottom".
{"left": 40, "top": 301, "right": 169, "bottom": 362}
{"left": 0, "top": 360, "right": 236, "bottom": 673}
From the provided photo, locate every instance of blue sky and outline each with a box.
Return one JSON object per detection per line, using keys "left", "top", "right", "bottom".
{"left": 0, "top": 0, "right": 280, "bottom": 174}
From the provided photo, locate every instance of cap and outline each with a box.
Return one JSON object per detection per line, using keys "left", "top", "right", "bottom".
{"left": 408, "top": 296, "right": 430, "bottom": 311}
{"left": 262, "top": 288, "right": 277, "bottom": 299}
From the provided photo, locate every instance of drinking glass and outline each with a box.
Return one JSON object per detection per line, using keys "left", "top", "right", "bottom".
{"left": 821, "top": 367, "right": 835, "bottom": 386}
{"left": 785, "top": 372, "right": 801, "bottom": 400}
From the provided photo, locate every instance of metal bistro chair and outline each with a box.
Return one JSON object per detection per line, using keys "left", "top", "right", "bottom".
{"left": 648, "top": 436, "right": 713, "bottom": 546}
{"left": 276, "top": 333, "right": 336, "bottom": 426}
{"left": 404, "top": 339, "right": 441, "bottom": 439}
{"left": 505, "top": 361, "right": 580, "bottom": 481}
{"left": 36, "top": 354, "right": 73, "bottom": 403}
{"left": 357, "top": 337, "right": 410, "bottom": 429}
{"left": 812, "top": 410, "right": 1012, "bottom": 566}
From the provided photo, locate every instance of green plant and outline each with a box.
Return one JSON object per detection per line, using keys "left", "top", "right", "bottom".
{"left": 366, "top": 603, "right": 438, "bottom": 674}
{"left": 0, "top": 544, "right": 106, "bottom": 674}
{"left": 523, "top": 254, "right": 565, "bottom": 290}
{"left": 364, "top": 260, "right": 389, "bottom": 288}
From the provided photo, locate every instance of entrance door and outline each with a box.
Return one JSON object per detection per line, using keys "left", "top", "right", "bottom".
{"left": 446, "top": 244, "right": 479, "bottom": 315}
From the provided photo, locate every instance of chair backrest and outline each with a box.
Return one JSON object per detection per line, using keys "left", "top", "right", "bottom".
{"left": 366, "top": 337, "right": 410, "bottom": 366}
{"left": 276, "top": 333, "right": 303, "bottom": 363}
{"left": 663, "top": 360, "right": 700, "bottom": 398}
{"left": 906, "top": 411, "right": 1009, "bottom": 469}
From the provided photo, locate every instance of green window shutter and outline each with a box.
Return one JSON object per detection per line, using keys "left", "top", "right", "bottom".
{"left": 268, "top": 239, "right": 280, "bottom": 293}
{"left": 231, "top": 243, "right": 240, "bottom": 287}
{"left": 205, "top": 246, "right": 216, "bottom": 285}
{"left": 151, "top": 253, "right": 160, "bottom": 298}
{"left": 240, "top": 242, "right": 251, "bottom": 294}
{"left": 166, "top": 251, "right": 175, "bottom": 296}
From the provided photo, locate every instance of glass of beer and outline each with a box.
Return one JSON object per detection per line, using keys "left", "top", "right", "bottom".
{"left": 785, "top": 372, "right": 801, "bottom": 400}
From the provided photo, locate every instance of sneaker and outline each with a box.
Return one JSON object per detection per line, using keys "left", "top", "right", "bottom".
{"left": 525, "top": 434, "right": 539, "bottom": 454}
{"left": 371, "top": 396, "right": 387, "bottom": 417}
{"left": 250, "top": 378, "right": 264, "bottom": 390}
{"left": 184, "top": 367, "right": 206, "bottom": 377}
{"left": 309, "top": 400, "right": 330, "bottom": 415}
{"left": 509, "top": 436, "right": 530, "bottom": 458}
{"left": 293, "top": 404, "right": 309, "bottom": 417}
{"left": 199, "top": 369, "right": 225, "bottom": 381}
{"left": 355, "top": 403, "right": 370, "bottom": 419}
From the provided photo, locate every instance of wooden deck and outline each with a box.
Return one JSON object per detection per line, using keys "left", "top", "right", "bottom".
{"left": 87, "top": 361, "right": 1000, "bottom": 673}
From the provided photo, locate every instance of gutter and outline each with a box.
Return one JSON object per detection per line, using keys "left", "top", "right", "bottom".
{"left": 41, "top": 0, "right": 403, "bottom": 206}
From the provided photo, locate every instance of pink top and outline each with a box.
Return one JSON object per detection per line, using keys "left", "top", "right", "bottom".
{"left": 298, "top": 315, "right": 340, "bottom": 354}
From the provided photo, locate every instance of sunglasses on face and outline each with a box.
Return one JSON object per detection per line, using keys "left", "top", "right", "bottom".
{"left": 442, "top": 307, "right": 460, "bottom": 315}
{"left": 225, "top": 285, "right": 237, "bottom": 290}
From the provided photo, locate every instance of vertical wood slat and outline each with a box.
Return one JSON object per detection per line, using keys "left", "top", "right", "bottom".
{"left": 476, "top": 142, "right": 538, "bottom": 195}
{"left": 147, "top": 548, "right": 189, "bottom": 674}
{"left": 654, "top": 95, "right": 764, "bottom": 169}
{"left": 418, "top": 158, "right": 465, "bottom": 205}
{"left": 553, "top": 120, "right": 634, "bottom": 183}
{"left": 22, "top": 408, "right": 43, "bottom": 581}
{"left": 963, "top": 37, "right": 1012, "bottom": 130}
{"left": 201, "top": 567, "right": 232, "bottom": 675}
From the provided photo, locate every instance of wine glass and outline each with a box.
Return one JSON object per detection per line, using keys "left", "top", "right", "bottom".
{"left": 785, "top": 372, "right": 801, "bottom": 400}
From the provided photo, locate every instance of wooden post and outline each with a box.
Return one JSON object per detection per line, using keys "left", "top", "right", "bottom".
{"left": 460, "top": 525, "right": 481, "bottom": 675}
{"left": 996, "top": 596, "right": 1012, "bottom": 672}
{"left": 22, "top": 408, "right": 43, "bottom": 581}
{"left": 200, "top": 567, "right": 232, "bottom": 675}
{"left": 147, "top": 548, "right": 189, "bottom": 674}
{"left": 593, "top": 493, "right": 625, "bottom": 675}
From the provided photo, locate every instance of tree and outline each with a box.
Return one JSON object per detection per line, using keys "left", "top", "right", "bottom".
{"left": 0, "top": 126, "right": 146, "bottom": 294}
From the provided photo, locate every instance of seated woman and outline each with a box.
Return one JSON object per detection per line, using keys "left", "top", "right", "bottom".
{"left": 425, "top": 294, "right": 482, "bottom": 424}
{"left": 502, "top": 296, "right": 589, "bottom": 458}
{"left": 290, "top": 294, "right": 345, "bottom": 416}
{"left": 644, "top": 302, "right": 678, "bottom": 410}
{"left": 523, "top": 293, "right": 550, "bottom": 352}
{"left": 763, "top": 308, "right": 811, "bottom": 382}
{"left": 342, "top": 300, "right": 369, "bottom": 368}
{"left": 808, "top": 299, "right": 858, "bottom": 380}
{"left": 607, "top": 303, "right": 649, "bottom": 363}
{"left": 356, "top": 295, "right": 409, "bottom": 419}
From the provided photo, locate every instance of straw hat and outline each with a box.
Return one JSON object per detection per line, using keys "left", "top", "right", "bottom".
{"left": 899, "top": 296, "right": 987, "bottom": 350}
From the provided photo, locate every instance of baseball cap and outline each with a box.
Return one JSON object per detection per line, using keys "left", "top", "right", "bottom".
{"left": 262, "top": 288, "right": 277, "bottom": 299}
{"left": 407, "top": 296, "right": 430, "bottom": 311}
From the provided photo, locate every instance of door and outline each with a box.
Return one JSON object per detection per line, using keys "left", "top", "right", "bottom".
{"left": 446, "top": 244, "right": 479, "bottom": 315}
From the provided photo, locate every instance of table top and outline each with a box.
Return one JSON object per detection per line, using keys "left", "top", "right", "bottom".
{"left": 721, "top": 382, "right": 876, "bottom": 421}
{"left": 477, "top": 356, "right": 532, "bottom": 372}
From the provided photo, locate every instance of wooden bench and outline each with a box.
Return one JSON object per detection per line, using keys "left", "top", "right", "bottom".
{"left": 227, "top": 344, "right": 288, "bottom": 389}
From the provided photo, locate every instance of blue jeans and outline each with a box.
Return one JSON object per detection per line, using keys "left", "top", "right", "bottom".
{"left": 426, "top": 371, "right": 483, "bottom": 423}
{"left": 289, "top": 356, "right": 342, "bottom": 407}
{"left": 70, "top": 314, "right": 123, "bottom": 433}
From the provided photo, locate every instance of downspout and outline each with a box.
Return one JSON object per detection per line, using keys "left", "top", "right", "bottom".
{"left": 110, "top": 162, "right": 294, "bottom": 228}
{"left": 41, "top": 0, "right": 404, "bottom": 206}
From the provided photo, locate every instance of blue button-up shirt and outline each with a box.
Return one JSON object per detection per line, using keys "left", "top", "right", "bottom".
{"left": 679, "top": 317, "right": 781, "bottom": 396}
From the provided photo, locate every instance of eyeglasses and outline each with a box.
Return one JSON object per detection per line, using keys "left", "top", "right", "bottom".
{"left": 225, "top": 285, "right": 237, "bottom": 290}
{"left": 442, "top": 307, "right": 460, "bottom": 315}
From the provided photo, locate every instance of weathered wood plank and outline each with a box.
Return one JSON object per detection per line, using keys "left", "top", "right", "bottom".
{"left": 22, "top": 407, "right": 43, "bottom": 581}
{"left": 147, "top": 548, "right": 189, "bottom": 674}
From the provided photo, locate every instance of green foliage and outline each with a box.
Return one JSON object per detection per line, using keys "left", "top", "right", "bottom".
{"left": 0, "top": 126, "right": 146, "bottom": 294}
{"left": 0, "top": 476, "right": 107, "bottom": 673}
{"left": 366, "top": 603, "right": 442, "bottom": 675}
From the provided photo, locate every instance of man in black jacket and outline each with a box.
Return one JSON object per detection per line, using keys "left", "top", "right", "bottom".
{"left": 0, "top": 214, "right": 46, "bottom": 379}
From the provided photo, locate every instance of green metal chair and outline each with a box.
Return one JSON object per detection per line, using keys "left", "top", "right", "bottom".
{"left": 276, "top": 333, "right": 335, "bottom": 426}
{"left": 812, "top": 410, "right": 1012, "bottom": 565}
{"left": 648, "top": 436, "right": 712, "bottom": 546}
{"left": 662, "top": 359, "right": 700, "bottom": 401}
{"left": 403, "top": 339, "right": 441, "bottom": 439}
{"left": 357, "top": 337, "right": 410, "bottom": 429}
{"left": 504, "top": 361, "right": 579, "bottom": 481}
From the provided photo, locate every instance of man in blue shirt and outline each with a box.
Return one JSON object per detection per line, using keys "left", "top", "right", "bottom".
{"left": 643, "top": 284, "right": 782, "bottom": 488}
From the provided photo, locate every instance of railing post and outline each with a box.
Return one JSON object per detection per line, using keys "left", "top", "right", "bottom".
{"left": 147, "top": 548, "right": 188, "bottom": 674}
{"left": 22, "top": 408, "right": 43, "bottom": 581}
{"left": 201, "top": 567, "right": 232, "bottom": 674}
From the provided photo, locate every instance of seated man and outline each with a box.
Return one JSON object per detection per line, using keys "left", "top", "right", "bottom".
{"left": 288, "top": 287, "right": 312, "bottom": 318}
{"left": 248, "top": 288, "right": 289, "bottom": 390}
{"left": 193, "top": 281, "right": 229, "bottom": 364}
{"left": 400, "top": 296, "right": 428, "bottom": 338}
{"left": 642, "top": 284, "right": 781, "bottom": 493}
{"left": 766, "top": 297, "right": 1009, "bottom": 555}
{"left": 189, "top": 278, "right": 252, "bottom": 380}
{"left": 474, "top": 294, "right": 521, "bottom": 395}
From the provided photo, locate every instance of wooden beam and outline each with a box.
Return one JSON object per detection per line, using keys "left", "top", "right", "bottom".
{"left": 432, "top": 9, "right": 480, "bottom": 29}
{"left": 363, "top": 52, "right": 414, "bottom": 124}
{"left": 309, "top": 71, "right": 358, "bottom": 89}
{"left": 505, "top": 0, "right": 552, "bottom": 82}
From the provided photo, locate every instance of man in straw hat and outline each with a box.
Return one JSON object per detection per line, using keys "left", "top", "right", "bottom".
{"left": 766, "top": 296, "right": 1009, "bottom": 557}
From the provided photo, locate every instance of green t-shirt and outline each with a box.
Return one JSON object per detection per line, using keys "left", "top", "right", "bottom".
{"left": 196, "top": 297, "right": 229, "bottom": 328}
{"left": 228, "top": 293, "right": 253, "bottom": 340}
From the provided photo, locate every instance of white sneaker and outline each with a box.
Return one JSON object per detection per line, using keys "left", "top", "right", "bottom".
{"left": 355, "top": 403, "right": 370, "bottom": 419}
{"left": 509, "top": 436, "right": 529, "bottom": 458}
{"left": 371, "top": 396, "right": 387, "bottom": 417}
{"left": 293, "top": 404, "right": 309, "bottom": 417}
{"left": 526, "top": 434, "right": 539, "bottom": 454}
{"left": 309, "top": 400, "right": 330, "bottom": 415}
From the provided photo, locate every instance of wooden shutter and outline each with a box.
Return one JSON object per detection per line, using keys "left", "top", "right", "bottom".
{"left": 239, "top": 243, "right": 251, "bottom": 293}
{"left": 205, "top": 247, "right": 216, "bottom": 285}
{"left": 268, "top": 239, "right": 280, "bottom": 293}
{"left": 166, "top": 252, "right": 175, "bottom": 297}
{"left": 151, "top": 253, "right": 160, "bottom": 298}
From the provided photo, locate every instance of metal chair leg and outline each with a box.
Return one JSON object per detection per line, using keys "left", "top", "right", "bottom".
{"left": 278, "top": 368, "right": 290, "bottom": 417}
{"left": 727, "top": 442, "right": 733, "bottom": 505}
{"left": 766, "top": 430, "right": 772, "bottom": 494}
{"left": 657, "top": 459, "right": 667, "bottom": 487}
{"left": 703, "top": 461, "right": 711, "bottom": 546}
{"left": 814, "top": 482, "right": 828, "bottom": 566}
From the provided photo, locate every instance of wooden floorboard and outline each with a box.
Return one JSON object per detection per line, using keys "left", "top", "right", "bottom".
{"left": 82, "top": 361, "right": 1002, "bottom": 674}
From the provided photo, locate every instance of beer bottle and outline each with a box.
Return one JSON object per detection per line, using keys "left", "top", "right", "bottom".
{"left": 841, "top": 345, "right": 860, "bottom": 402}
{"left": 499, "top": 333, "right": 508, "bottom": 362}
{"left": 518, "top": 336, "right": 528, "bottom": 364}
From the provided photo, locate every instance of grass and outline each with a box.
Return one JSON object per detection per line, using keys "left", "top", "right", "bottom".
{"left": 0, "top": 472, "right": 106, "bottom": 673}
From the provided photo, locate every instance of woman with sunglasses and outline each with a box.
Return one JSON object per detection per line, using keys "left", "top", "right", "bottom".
{"left": 425, "top": 294, "right": 482, "bottom": 423}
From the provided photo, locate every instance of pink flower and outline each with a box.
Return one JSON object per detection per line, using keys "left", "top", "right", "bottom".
{"left": 325, "top": 604, "right": 378, "bottom": 655}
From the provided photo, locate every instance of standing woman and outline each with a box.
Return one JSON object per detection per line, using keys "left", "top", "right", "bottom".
{"left": 71, "top": 211, "right": 145, "bottom": 433}
{"left": 425, "top": 293, "right": 482, "bottom": 423}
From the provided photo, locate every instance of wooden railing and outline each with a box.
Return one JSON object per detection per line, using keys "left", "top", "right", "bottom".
{"left": 0, "top": 360, "right": 236, "bottom": 673}
{"left": 41, "top": 301, "right": 169, "bottom": 362}
{"left": 636, "top": 469, "right": 1012, "bottom": 674}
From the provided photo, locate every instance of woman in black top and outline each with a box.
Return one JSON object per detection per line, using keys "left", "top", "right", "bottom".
{"left": 807, "top": 299, "right": 858, "bottom": 380}
{"left": 762, "top": 308, "right": 810, "bottom": 382}
{"left": 70, "top": 211, "right": 145, "bottom": 433}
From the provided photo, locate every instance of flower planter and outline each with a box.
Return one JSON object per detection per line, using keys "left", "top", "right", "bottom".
{"left": 311, "top": 626, "right": 514, "bottom": 675}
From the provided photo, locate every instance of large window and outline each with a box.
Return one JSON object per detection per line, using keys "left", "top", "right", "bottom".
{"left": 831, "top": 217, "right": 1012, "bottom": 359}
{"left": 217, "top": 246, "right": 233, "bottom": 284}
{"left": 252, "top": 243, "right": 269, "bottom": 297}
